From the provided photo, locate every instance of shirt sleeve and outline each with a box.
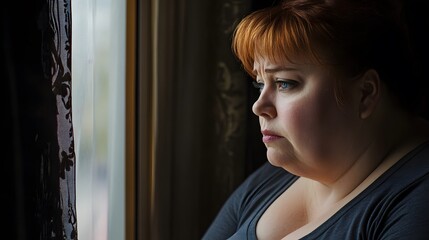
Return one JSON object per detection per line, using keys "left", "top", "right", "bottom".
{"left": 201, "top": 162, "right": 274, "bottom": 240}
{"left": 202, "top": 169, "right": 260, "bottom": 240}
{"left": 201, "top": 187, "right": 243, "bottom": 240}
{"left": 379, "top": 174, "right": 429, "bottom": 240}
{"left": 202, "top": 162, "right": 289, "bottom": 240}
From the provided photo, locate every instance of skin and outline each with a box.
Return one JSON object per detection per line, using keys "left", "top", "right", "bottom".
{"left": 252, "top": 55, "right": 429, "bottom": 239}
{"left": 253, "top": 55, "right": 374, "bottom": 184}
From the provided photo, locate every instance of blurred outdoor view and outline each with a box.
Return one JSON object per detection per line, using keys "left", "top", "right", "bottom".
{"left": 72, "top": 0, "right": 125, "bottom": 239}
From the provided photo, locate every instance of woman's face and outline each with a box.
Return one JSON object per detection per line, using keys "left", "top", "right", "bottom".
{"left": 252, "top": 56, "right": 363, "bottom": 181}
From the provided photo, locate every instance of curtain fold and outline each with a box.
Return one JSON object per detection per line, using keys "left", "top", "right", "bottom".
{"left": 135, "top": 0, "right": 254, "bottom": 238}
{"left": 41, "top": 0, "right": 77, "bottom": 239}
{"left": 3, "top": 0, "right": 77, "bottom": 239}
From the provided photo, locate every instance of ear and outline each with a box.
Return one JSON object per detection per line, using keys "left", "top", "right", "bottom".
{"left": 358, "top": 69, "right": 380, "bottom": 119}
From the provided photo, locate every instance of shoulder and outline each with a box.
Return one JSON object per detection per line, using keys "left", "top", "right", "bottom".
{"left": 388, "top": 140, "right": 429, "bottom": 184}
{"left": 202, "top": 162, "right": 296, "bottom": 239}
{"left": 356, "top": 141, "right": 429, "bottom": 238}
{"left": 304, "top": 141, "right": 429, "bottom": 239}
{"left": 230, "top": 162, "right": 297, "bottom": 225}
{"left": 370, "top": 140, "right": 429, "bottom": 215}
{"left": 376, "top": 173, "right": 429, "bottom": 239}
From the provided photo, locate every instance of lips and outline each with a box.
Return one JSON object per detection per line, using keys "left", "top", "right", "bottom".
{"left": 261, "top": 130, "right": 284, "bottom": 143}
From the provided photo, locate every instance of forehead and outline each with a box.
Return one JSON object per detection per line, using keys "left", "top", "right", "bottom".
{"left": 252, "top": 54, "right": 348, "bottom": 82}
{"left": 252, "top": 54, "right": 307, "bottom": 73}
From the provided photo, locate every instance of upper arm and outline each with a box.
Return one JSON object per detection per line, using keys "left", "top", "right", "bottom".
{"left": 201, "top": 184, "right": 244, "bottom": 240}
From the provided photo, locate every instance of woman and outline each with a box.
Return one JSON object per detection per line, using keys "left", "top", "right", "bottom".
{"left": 203, "top": 0, "right": 429, "bottom": 239}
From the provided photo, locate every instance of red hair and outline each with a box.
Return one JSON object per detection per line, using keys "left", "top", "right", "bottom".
{"left": 232, "top": 0, "right": 334, "bottom": 79}
{"left": 231, "top": 0, "right": 429, "bottom": 115}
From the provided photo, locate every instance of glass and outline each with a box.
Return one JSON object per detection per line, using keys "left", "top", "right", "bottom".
{"left": 72, "top": 0, "right": 126, "bottom": 239}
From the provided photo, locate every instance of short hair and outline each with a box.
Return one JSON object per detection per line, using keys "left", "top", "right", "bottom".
{"left": 232, "top": 0, "right": 429, "bottom": 116}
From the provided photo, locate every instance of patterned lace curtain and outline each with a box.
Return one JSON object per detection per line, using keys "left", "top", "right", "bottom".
{"left": 3, "top": 0, "right": 77, "bottom": 239}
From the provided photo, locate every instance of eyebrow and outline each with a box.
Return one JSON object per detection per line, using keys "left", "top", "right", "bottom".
{"left": 252, "top": 66, "right": 299, "bottom": 74}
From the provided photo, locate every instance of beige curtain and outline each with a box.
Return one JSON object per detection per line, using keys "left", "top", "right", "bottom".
{"left": 135, "top": 0, "right": 255, "bottom": 239}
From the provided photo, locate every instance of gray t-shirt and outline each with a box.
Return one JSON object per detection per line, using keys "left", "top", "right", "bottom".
{"left": 203, "top": 141, "right": 429, "bottom": 239}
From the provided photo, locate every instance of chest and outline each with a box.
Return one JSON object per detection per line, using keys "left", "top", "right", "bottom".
{"left": 255, "top": 178, "right": 361, "bottom": 240}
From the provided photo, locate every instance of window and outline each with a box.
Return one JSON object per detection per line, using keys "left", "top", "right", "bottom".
{"left": 72, "top": 0, "right": 126, "bottom": 239}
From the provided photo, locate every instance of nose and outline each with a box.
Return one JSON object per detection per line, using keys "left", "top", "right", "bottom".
{"left": 252, "top": 90, "right": 277, "bottom": 119}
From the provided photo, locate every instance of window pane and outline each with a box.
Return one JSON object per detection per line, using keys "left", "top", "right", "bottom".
{"left": 72, "top": 0, "right": 125, "bottom": 239}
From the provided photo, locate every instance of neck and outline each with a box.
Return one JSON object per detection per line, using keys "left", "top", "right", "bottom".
{"left": 305, "top": 113, "right": 429, "bottom": 213}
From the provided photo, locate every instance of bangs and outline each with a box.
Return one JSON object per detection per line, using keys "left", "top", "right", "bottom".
{"left": 232, "top": 7, "right": 322, "bottom": 78}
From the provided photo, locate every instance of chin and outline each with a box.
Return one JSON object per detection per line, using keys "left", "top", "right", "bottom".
{"left": 266, "top": 151, "right": 290, "bottom": 168}
{"left": 266, "top": 148, "right": 303, "bottom": 175}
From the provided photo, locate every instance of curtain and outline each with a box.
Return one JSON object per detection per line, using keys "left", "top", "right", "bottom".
{"left": 135, "top": 0, "right": 258, "bottom": 239}
{"left": 3, "top": 0, "right": 77, "bottom": 239}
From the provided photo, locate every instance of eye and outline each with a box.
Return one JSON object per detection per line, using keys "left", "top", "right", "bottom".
{"left": 275, "top": 79, "right": 297, "bottom": 91}
{"left": 252, "top": 81, "right": 264, "bottom": 92}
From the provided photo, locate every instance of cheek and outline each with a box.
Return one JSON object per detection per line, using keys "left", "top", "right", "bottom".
{"left": 279, "top": 103, "right": 309, "bottom": 133}
{"left": 279, "top": 94, "right": 340, "bottom": 155}
{"left": 280, "top": 96, "right": 327, "bottom": 134}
